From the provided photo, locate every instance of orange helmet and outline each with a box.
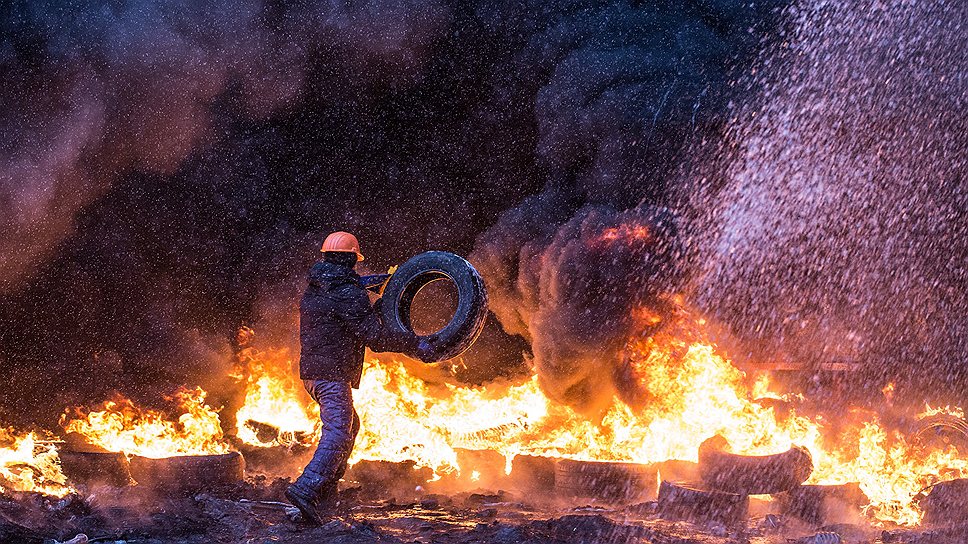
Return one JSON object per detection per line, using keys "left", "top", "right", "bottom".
{"left": 321, "top": 231, "right": 364, "bottom": 261}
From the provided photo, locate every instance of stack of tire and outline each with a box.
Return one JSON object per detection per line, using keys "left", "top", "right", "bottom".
{"left": 658, "top": 435, "right": 813, "bottom": 527}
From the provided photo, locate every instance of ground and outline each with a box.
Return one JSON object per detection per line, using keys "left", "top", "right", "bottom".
{"left": 1, "top": 477, "right": 965, "bottom": 544}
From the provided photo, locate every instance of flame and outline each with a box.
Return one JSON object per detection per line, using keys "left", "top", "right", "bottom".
{"left": 42, "top": 316, "right": 968, "bottom": 527}
{"left": 345, "top": 316, "right": 821, "bottom": 470}
{"left": 918, "top": 404, "right": 965, "bottom": 419}
{"left": 350, "top": 360, "right": 549, "bottom": 471}
{"left": 342, "top": 316, "right": 968, "bottom": 527}
{"left": 882, "top": 381, "right": 896, "bottom": 402}
{"left": 234, "top": 349, "right": 319, "bottom": 448}
{"left": 0, "top": 428, "right": 71, "bottom": 497}
{"left": 632, "top": 306, "right": 664, "bottom": 327}
{"left": 597, "top": 223, "right": 651, "bottom": 245}
{"left": 62, "top": 387, "right": 228, "bottom": 458}
{"left": 808, "top": 419, "right": 968, "bottom": 525}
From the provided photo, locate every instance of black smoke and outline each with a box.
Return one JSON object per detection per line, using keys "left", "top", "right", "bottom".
{"left": 0, "top": 0, "right": 784, "bottom": 425}
{"left": 468, "top": 0, "right": 782, "bottom": 413}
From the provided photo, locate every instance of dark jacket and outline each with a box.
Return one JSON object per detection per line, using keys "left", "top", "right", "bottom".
{"left": 299, "top": 261, "right": 418, "bottom": 387}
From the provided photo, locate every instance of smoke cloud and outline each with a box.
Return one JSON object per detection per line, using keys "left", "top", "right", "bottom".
{"left": 1, "top": 0, "right": 458, "bottom": 421}
{"left": 1, "top": 0, "right": 449, "bottom": 291}
{"left": 0, "top": 0, "right": 958, "bottom": 432}
{"left": 469, "top": 0, "right": 781, "bottom": 412}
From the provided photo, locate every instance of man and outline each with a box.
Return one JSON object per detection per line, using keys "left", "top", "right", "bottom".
{"left": 286, "top": 231, "right": 432, "bottom": 523}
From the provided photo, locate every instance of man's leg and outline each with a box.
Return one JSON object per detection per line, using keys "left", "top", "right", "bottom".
{"left": 286, "top": 380, "right": 355, "bottom": 523}
{"left": 332, "top": 409, "right": 361, "bottom": 483}
{"left": 317, "top": 409, "right": 361, "bottom": 510}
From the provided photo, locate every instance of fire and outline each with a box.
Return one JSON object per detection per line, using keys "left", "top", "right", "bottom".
{"left": 809, "top": 419, "right": 968, "bottom": 525}
{"left": 918, "top": 404, "right": 965, "bottom": 419}
{"left": 62, "top": 387, "right": 229, "bottom": 458}
{"left": 0, "top": 428, "right": 71, "bottom": 497}
{"left": 348, "top": 317, "right": 821, "bottom": 470}
{"left": 339, "top": 316, "right": 968, "bottom": 527}
{"left": 234, "top": 349, "right": 319, "bottom": 448}
{"left": 350, "top": 359, "right": 549, "bottom": 470}
{"left": 39, "top": 318, "right": 968, "bottom": 527}
{"left": 597, "top": 223, "right": 651, "bottom": 245}
{"left": 882, "top": 381, "right": 896, "bottom": 402}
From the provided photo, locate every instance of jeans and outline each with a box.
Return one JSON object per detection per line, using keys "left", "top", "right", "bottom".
{"left": 294, "top": 380, "right": 361, "bottom": 492}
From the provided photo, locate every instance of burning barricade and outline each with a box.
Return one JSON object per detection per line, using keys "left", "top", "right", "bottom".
{"left": 2, "top": 311, "right": 968, "bottom": 541}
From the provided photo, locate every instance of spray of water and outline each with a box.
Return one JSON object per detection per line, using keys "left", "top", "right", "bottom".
{"left": 688, "top": 0, "right": 967, "bottom": 395}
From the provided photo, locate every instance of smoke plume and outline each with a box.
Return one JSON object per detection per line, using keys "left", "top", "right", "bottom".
{"left": 469, "top": 0, "right": 781, "bottom": 413}
{"left": 0, "top": 0, "right": 958, "bottom": 431}
{"left": 1, "top": 0, "right": 449, "bottom": 291}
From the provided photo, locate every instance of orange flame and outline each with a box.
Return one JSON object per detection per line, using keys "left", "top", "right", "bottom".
{"left": 0, "top": 428, "right": 71, "bottom": 497}
{"left": 61, "top": 387, "right": 228, "bottom": 458}
{"left": 342, "top": 317, "right": 968, "bottom": 526}
{"left": 234, "top": 349, "right": 319, "bottom": 448}
{"left": 45, "top": 316, "right": 968, "bottom": 527}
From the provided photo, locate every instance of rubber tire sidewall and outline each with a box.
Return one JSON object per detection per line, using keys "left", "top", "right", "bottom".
{"left": 380, "top": 251, "right": 488, "bottom": 362}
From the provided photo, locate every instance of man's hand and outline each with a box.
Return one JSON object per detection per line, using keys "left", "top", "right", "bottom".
{"left": 416, "top": 338, "right": 437, "bottom": 363}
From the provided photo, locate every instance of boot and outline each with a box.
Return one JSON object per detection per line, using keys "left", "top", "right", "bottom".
{"left": 317, "top": 480, "right": 340, "bottom": 512}
{"left": 286, "top": 474, "right": 324, "bottom": 525}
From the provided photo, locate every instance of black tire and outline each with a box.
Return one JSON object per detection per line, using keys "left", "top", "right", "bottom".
{"left": 380, "top": 251, "right": 488, "bottom": 361}
{"left": 657, "top": 480, "right": 749, "bottom": 526}
{"left": 555, "top": 459, "right": 657, "bottom": 502}
{"left": 510, "top": 454, "right": 557, "bottom": 492}
{"left": 59, "top": 450, "right": 132, "bottom": 487}
{"left": 920, "top": 478, "right": 968, "bottom": 524}
{"left": 776, "top": 483, "right": 868, "bottom": 525}
{"left": 698, "top": 435, "right": 812, "bottom": 495}
{"left": 128, "top": 452, "right": 245, "bottom": 493}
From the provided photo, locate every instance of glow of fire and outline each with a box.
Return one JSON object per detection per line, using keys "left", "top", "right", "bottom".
{"left": 597, "top": 223, "right": 651, "bottom": 245}
{"left": 0, "top": 428, "right": 71, "bottom": 497}
{"left": 341, "top": 318, "right": 968, "bottom": 526}
{"left": 62, "top": 387, "right": 228, "bottom": 458}
{"left": 233, "top": 350, "right": 319, "bottom": 448}
{"left": 37, "top": 320, "right": 968, "bottom": 527}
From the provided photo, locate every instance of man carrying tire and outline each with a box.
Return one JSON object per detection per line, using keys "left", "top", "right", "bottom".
{"left": 286, "top": 231, "right": 434, "bottom": 524}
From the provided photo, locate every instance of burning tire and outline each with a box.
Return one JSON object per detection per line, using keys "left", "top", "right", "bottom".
{"left": 555, "top": 459, "right": 658, "bottom": 502}
{"left": 919, "top": 478, "right": 968, "bottom": 524}
{"left": 344, "top": 460, "right": 434, "bottom": 498}
{"left": 915, "top": 413, "right": 968, "bottom": 451}
{"left": 59, "top": 450, "right": 132, "bottom": 487}
{"left": 698, "top": 435, "right": 812, "bottom": 495}
{"left": 128, "top": 451, "right": 245, "bottom": 492}
{"left": 777, "top": 483, "right": 868, "bottom": 525}
{"left": 381, "top": 251, "right": 488, "bottom": 361}
{"left": 510, "top": 454, "right": 557, "bottom": 492}
{"left": 657, "top": 480, "right": 749, "bottom": 526}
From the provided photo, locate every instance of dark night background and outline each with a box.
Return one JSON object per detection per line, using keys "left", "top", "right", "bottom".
{"left": 2, "top": 0, "right": 964, "bottom": 428}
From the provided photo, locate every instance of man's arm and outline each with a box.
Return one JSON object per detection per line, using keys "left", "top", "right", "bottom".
{"left": 340, "top": 286, "right": 420, "bottom": 356}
